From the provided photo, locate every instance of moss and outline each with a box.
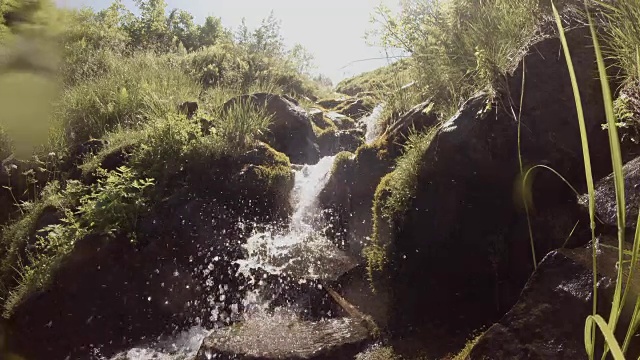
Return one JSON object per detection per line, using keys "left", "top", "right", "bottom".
{"left": 365, "top": 129, "right": 438, "bottom": 277}
{"left": 449, "top": 331, "right": 485, "bottom": 360}
{"left": 333, "top": 151, "right": 355, "bottom": 174}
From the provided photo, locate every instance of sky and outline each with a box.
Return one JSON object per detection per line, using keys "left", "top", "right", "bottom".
{"left": 54, "top": 0, "right": 403, "bottom": 83}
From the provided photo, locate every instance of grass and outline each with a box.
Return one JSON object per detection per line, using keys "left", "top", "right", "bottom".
{"left": 50, "top": 52, "right": 200, "bottom": 151}
{"left": 335, "top": 59, "right": 412, "bottom": 97}
{"left": 598, "top": 0, "right": 640, "bottom": 85}
{"left": 551, "top": 0, "right": 640, "bottom": 357}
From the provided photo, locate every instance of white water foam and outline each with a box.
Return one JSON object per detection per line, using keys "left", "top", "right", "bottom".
{"left": 363, "top": 104, "right": 384, "bottom": 144}
{"left": 237, "top": 156, "right": 356, "bottom": 281}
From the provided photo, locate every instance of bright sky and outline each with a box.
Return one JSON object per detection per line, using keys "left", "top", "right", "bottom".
{"left": 55, "top": 0, "right": 402, "bottom": 83}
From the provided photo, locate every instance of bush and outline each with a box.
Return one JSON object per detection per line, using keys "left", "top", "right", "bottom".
{"left": 0, "top": 127, "right": 12, "bottom": 159}
{"left": 51, "top": 52, "right": 200, "bottom": 150}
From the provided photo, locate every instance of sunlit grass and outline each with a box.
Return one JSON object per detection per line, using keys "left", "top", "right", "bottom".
{"left": 552, "top": 0, "right": 640, "bottom": 357}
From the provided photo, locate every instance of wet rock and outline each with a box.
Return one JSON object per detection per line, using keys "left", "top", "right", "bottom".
{"left": 325, "top": 112, "right": 356, "bottom": 130}
{"left": 6, "top": 149, "right": 294, "bottom": 360}
{"left": 469, "top": 242, "right": 640, "bottom": 359}
{"left": 319, "top": 141, "right": 396, "bottom": 257}
{"left": 317, "top": 128, "right": 365, "bottom": 157}
{"left": 588, "top": 156, "right": 640, "bottom": 231}
{"left": 224, "top": 93, "right": 320, "bottom": 165}
{"left": 195, "top": 311, "right": 371, "bottom": 360}
{"left": 375, "top": 26, "right": 619, "bottom": 338}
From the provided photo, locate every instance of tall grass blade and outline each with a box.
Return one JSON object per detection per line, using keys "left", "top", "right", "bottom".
{"left": 620, "top": 46, "right": 640, "bottom": 354}
{"left": 584, "top": 314, "right": 626, "bottom": 360}
{"left": 586, "top": 5, "right": 627, "bottom": 342}
{"left": 551, "top": 2, "right": 598, "bottom": 357}
{"left": 515, "top": 57, "right": 537, "bottom": 269}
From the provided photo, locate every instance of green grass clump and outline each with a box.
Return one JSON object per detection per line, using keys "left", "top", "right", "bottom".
{"left": 336, "top": 60, "right": 412, "bottom": 97}
{"left": 365, "top": 129, "right": 437, "bottom": 275}
{"left": 599, "top": 0, "right": 640, "bottom": 84}
{"left": 50, "top": 52, "right": 200, "bottom": 151}
{"left": 370, "top": 0, "right": 578, "bottom": 119}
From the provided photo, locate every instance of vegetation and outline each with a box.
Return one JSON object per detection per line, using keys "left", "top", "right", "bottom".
{"left": 552, "top": 1, "right": 640, "bottom": 357}
{"left": 335, "top": 59, "right": 412, "bottom": 96}
{"left": 0, "top": 0, "right": 318, "bottom": 316}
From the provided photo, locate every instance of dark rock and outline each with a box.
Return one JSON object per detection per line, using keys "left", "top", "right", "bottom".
{"left": 224, "top": 93, "right": 320, "bottom": 165}
{"left": 317, "top": 98, "right": 350, "bottom": 110}
{"left": 587, "top": 156, "right": 640, "bottom": 231}
{"left": 194, "top": 313, "right": 371, "bottom": 360}
{"left": 308, "top": 108, "right": 333, "bottom": 130}
{"left": 319, "top": 141, "right": 396, "bottom": 257}
{"left": 179, "top": 101, "right": 199, "bottom": 119}
{"left": 318, "top": 129, "right": 365, "bottom": 157}
{"left": 377, "top": 26, "right": 618, "bottom": 339}
{"left": 383, "top": 100, "right": 438, "bottom": 145}
{"left": 335, "top": 99, "right": 373, "bottom": 120}
{"left": 469, "top": 242, "right": 640, "bottom": 359}
{"left": 63, "top": 139, "right": 108, "bottom": 179}
{"left": 326, "top": 112, "right": 356, "bottom": 130}
{"left": 6, "top": 149, "right": 295, "bottom": 360}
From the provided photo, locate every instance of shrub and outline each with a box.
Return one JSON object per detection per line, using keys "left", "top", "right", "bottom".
{"left": 51, "top": 52, "right": 199, "bottom": 150}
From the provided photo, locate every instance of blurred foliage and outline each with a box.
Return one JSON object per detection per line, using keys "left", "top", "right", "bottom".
{"left": 0, "top": 0, "right": 328, "bottom": 160}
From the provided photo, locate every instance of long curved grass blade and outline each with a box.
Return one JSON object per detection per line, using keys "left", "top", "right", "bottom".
{"left": 622, "top": 209, "right": 640, "bottom": 352}
{"left": 586, "top": 4, "right": 627, "bottom": 340}
{"left": 552, "top": 3, "right": 598, "bottom": 357}
{"left": 515, "top": 57, "right": 537, "bottom": 269}
{"left": 585, "top": 314, "right": 626, "bottom": 360}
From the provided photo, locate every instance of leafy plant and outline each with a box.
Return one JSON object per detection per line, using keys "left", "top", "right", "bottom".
{"left": 3, "top": 166, "right": 154, "bottom": 315}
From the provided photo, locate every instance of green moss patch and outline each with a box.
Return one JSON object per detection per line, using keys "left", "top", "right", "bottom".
{"left": 365, "top": 129, "right": 438, "bottom": 277}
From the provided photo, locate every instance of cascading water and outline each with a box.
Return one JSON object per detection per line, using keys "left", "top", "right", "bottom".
{"left": 108, "top": 156, "right": 359, "bottom": 359}
{"left": 237, "top": 155, "right": 356, "bottom": 281}
{"left": 363, "top": 104, "right": 385, "bottom": 144}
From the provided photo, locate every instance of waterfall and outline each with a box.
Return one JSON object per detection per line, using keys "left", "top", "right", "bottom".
{"left": 363, "top": 104, "right": 384, "bottom": 144}
{"left": 237, "top": 155, "right": 356, "bottom": 281}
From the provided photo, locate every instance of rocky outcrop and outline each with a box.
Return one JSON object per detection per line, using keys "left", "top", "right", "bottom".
{"left": 326, "top": 112, "right": 356, "bottom": 130}
{"left": 588, "top": 155, "right": 640, "bottom": 231}
{"left": 469, "top": 241, "right": 640, "bottom": 359}
{"left": 224, "top": 93, "right": 320, "bottom": 165}
{"left": 334, "top": 98, "right": 374, "bottom": 119}
{"left": 5, "top": 145, "right": 295, "bottom": 360}
{"left": 195, "top": 312, "right": 371, "bottom": 360}
{"left": 371, "top": 26, "right": 623, "bottom": 338}
{"left": 317, "top": 128, "right": 364, "bottom": 157}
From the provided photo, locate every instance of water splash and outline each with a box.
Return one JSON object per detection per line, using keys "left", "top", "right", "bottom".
{"left": 363, "top": 104, "right": 384, "bottom": 144}
{"left": 107, "top": 327, "right": 210, "bottom": 360}
{"left": 237, "top": 156, "right": 356, "bottom": 281}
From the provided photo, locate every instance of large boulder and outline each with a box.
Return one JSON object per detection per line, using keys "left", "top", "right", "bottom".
{"left": 370, "top": 26, "right": 624, "bottom": 338}
{"left": 5, "top": 146, "right": 295, "bottom": 360}
{"left": 195, "top": 311, "right": 371, "bottom": 360}
{"left": 224, "top": 93, "right": 320, "bottom": 165}
{"left": 469, "top": 241, "right": 640, "bottom": 359}
{"left": 317, "top": 128, "right": 365, "bottom": 157}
